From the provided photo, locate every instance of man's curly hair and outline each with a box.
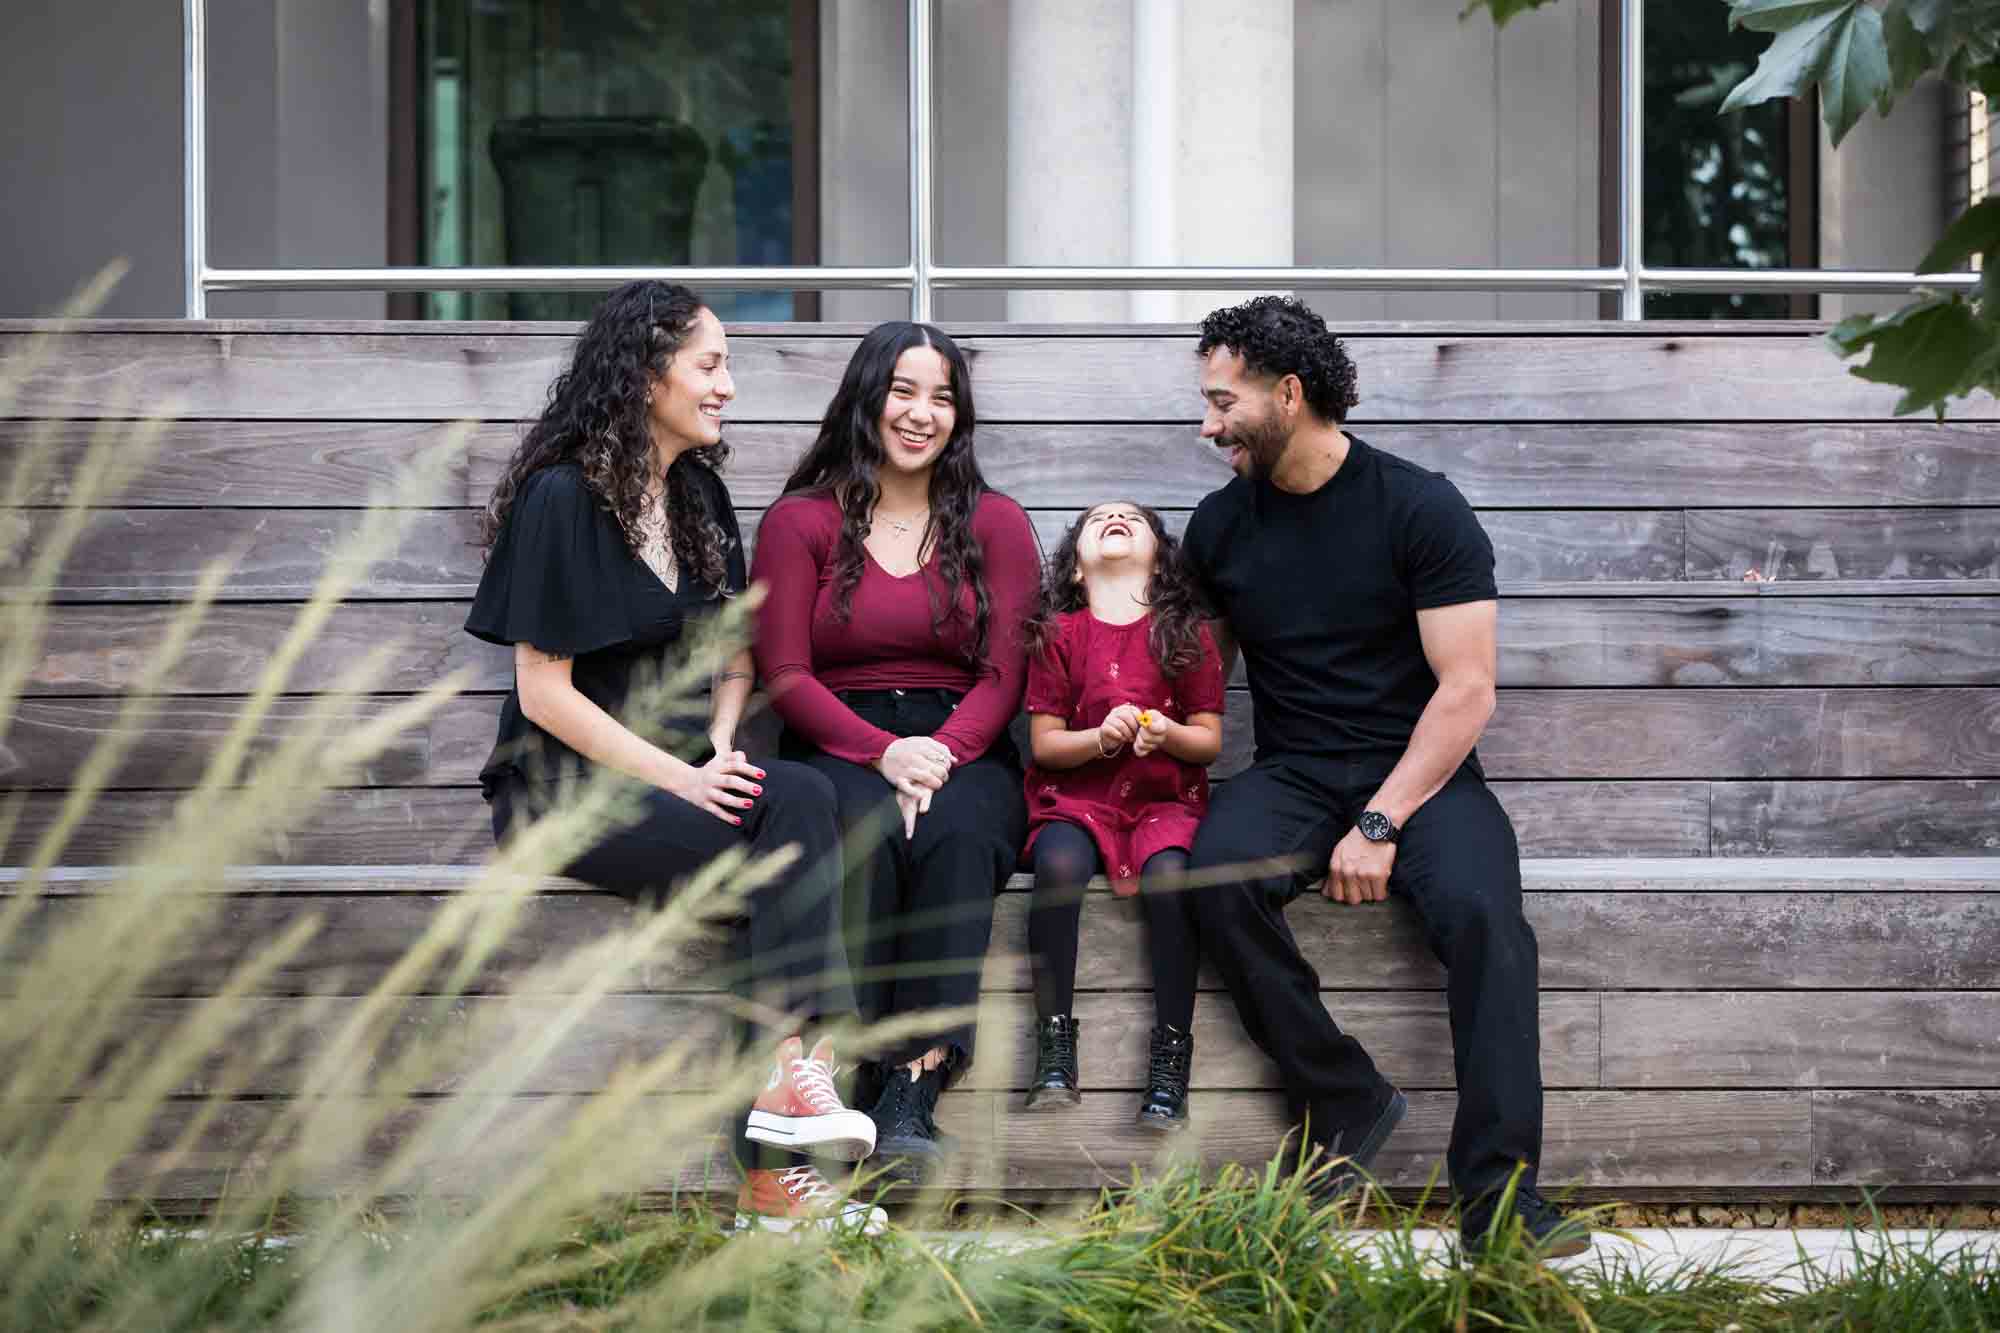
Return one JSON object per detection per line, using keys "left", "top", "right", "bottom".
{"left": 1195, "top": 295, "right": 1360, "bottom": 423}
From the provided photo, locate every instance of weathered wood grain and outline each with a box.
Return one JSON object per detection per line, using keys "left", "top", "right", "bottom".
{"left": 3, "top": 332, "right": 1954, "bottom": 421}
{"left": 22, "top": 687, "right": 1992, "bottom": 790}
{"left": 967, "top": 991, "right": 1600, "bottom": 1092}
{"left": 33, "top": 597, "right": 2000, "bottom": 695}
{"left": 4, "top": 508, "right": 488, "bottom": 602}
{"left": 1471, "top": 688, "right": 2000, "bottom": 780}
{"left": 1601, "top": 993, "right": 2000, "bottom": 1088}
{"left": 988, "top": 892, "right": 2000, "bottom": 992}
{"left": 1711, "top": 780, "right": 2000, "bottom": 855}
{"left": 13, "top": 856, "right": 1991, "bottom": 897}
{"left": 104, "top": 1086, "right": 1809, "bottom": 1199}
{"left": 19, "top": 888, "right": 1981, "bottom": 996}
{"left": 106, "top": 1093, "right": 995, "bottom": 1200}
{"left": 1687, "top": 509, "right": 2000, "bottom": 583}
{"left": 1500, "top": 597, "right": 2000, "bottom": 687}
{"left": 71, "top": 989, "right": 1600, "bottom": 1098}
{"left": 7, "top": 505, "right": 1687, "bottom": 601}
{"left": 4, "top": 780, "right": 1712, "bottom": 864}
{"left": 994, "top": 1090, "right": 1814, "bottom": 1189}
{"left": 16, "top": 420, "right": 2000, "bottom": 508}
{"left": 1812, "top": 1092, "right": 2000, "bottom": 1186}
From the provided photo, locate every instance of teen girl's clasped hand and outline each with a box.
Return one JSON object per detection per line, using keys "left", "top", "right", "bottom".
{"left": 1019, "top": 501, "right": 1226, "bottom": 1132}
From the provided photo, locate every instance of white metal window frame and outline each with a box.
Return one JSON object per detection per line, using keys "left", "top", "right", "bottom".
{"left": 181, "top": 0, "right": 1974, "bottom": 321}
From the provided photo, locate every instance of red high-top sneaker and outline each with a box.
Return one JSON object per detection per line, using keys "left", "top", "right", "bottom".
{"left": 745, "top": 1036, "right": 877, "bottom": 1161}
{"left": 732, "top": 1163, "right": 887, "bottom": 1235}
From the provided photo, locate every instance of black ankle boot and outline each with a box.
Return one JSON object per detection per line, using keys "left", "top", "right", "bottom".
{"left": 1024, "top": 1014, "right": 1082, "bottom": 1110}
{"left": 1135, "top": 1024, "right": 1192, "bottom": 1132}
{"left": 870, "top": 1062, "right": 948, "bottom": 1182}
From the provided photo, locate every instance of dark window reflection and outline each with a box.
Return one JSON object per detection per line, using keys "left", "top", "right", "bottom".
{"left": 1643, "top": 4, "right": 1800, "bottom": 319}
{"left": 420, "top": 0, "right": 801, "bottom": 322}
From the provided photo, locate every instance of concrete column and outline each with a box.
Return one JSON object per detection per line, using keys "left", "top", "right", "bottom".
{"left": 1169, "top": 0, "right": 1292, "bottom": 322}
{"left": 1005, "top": 0, "right": 1131, "bottom": 322}
{"left": 1128, "top": 0, "right": 1180, "bottom": 324}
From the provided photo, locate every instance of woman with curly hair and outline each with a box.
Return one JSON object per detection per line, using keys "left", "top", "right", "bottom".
{"left": 466, "top": 281, "right": 883, "bottom": 1234}
{"left": 1016, "top": 502, "right": 1224, "bottom": 1131}
{"left": 750, "top": 321, "right": 1038, "bottom": 1181}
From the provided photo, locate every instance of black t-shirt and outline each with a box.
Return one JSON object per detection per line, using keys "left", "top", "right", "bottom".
{"left": 465, "top": 461, "right": 746, "bottom": 797}
{"left": 1181, "top": 435, "right": 1497, "bottom": 780}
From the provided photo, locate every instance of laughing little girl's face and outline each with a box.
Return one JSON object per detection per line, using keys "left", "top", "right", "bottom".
{"left": 1073, "top": 502, "right": 1159, "bottom": 577}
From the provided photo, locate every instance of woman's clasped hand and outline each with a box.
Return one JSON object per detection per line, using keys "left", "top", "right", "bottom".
{"left": 874, "top": 734, "right": 956, "bottom": 836}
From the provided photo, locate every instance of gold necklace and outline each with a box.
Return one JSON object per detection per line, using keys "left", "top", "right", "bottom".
{"left": 876, "top": 507, "right": 929, "bottom": 537}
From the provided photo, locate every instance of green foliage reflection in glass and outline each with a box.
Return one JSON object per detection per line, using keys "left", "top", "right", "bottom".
{"left": 420, "top": 0, "right": 797, "bottom": 323}
{"left": 1645, "top": 4, "right": 1795, "bottom": 320}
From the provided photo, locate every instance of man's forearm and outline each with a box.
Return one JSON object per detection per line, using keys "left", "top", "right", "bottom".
{"left": 1366, "top": 679, "right": 1495, "bottom": 827}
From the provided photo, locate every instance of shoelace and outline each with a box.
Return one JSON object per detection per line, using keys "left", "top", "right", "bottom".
{"left": 794, "top": 1056, "right": 845, "bottom": 1114}
{"left": 778, "top": 1164, "right": 840, "bottom": 1207}
{"left": 1039, "top": 1024, "right": 1077, "bottom": 1064}
{"left": 1147, "top": 1040, "right": 1190, "bottom": 1090}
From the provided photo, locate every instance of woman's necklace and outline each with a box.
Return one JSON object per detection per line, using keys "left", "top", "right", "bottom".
{"left": 875, "top": 507, "right": 929, "bottom": 538}
{"left": 637, "top": 492, "right": 679, "bottom": 593}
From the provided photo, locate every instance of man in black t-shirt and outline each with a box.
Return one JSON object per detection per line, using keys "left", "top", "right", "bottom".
{"left": 1179, "top": 296, "right": 1586, "bottom": 1259}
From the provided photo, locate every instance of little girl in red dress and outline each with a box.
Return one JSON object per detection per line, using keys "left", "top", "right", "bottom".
{"left": 1020, "top": 500, "right": 1225, "bottom": 1131}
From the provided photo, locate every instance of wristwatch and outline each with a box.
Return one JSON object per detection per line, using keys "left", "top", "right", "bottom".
{"left": 1357, "top": 809, "right": 1400, "bottom": 844}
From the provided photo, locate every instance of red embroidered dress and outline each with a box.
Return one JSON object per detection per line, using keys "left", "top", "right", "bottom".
{"left": 1022, "top": 611, "right": 1226, "bottom": 895}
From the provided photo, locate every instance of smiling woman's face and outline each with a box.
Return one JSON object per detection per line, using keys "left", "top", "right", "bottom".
{"left": 1073, "top": 501, "right": 1159, "bottom": 579}
{"left": 874, "top": 344, "right": 957, "bottom": 480}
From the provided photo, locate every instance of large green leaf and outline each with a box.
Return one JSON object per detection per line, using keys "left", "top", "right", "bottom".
{"left": 1831, "top": 296, "right": 1998, "bottom": 417}
{"left": 1728, "top": 0, "right": 1853, "bottom": 33}
{"left": 1721, "top": 0, "right": 1891, "bottom": 144}
{"left": 1459, "top": 0, "right": 1559, "bottom": 22}
{"left": 1917, "top": 197, "right": 2000, "bottom": 274}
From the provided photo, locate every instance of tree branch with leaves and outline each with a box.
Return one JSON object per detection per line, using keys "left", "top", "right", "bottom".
{"left": 1467, "top": 0, "right": 2000, "bottom": 416}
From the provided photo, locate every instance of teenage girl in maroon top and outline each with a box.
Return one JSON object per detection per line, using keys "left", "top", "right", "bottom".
{"left": 1020, "top": 502, "right": 1225, "bottom": 1131}
{"left": 751, "top": 322, "right": 1038, "bottom": 1182}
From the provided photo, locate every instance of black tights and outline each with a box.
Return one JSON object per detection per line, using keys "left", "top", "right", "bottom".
{"left": 1027, "top": 821, "right": 1199, "bottom": 1031}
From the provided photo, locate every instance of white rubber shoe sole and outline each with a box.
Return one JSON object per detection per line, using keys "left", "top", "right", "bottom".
{"left": 745, "top": 1107, "right": 878, "bottom": 1161}
{"left": 731, "top": 1203, "right": 887, "bottom": 1236}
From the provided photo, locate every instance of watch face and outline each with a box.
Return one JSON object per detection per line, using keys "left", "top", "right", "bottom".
{"left": 1359, "top": 811, "right": 1395, "bottom": 842}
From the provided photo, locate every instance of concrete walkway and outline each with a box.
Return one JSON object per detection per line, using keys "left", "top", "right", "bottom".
{"left": 922, "top": 1228, "right": 2000, "bottom": 1291}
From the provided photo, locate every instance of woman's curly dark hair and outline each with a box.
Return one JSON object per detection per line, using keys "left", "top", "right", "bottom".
{"left": 480, "top": 280, "right": 734, "bottom": 597}
{"left": 780, "top": 322, "right": 997, "bottom": 670}
{"left": 1195, "top": 295, "right": 1360, "bottom": 423}
{"left": 1026, "top": 502, "right": 1212, "bottom": 680}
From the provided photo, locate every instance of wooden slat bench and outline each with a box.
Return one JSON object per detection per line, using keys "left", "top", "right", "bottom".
{"left": 4, "top": 319, "right": 1998, "bottom": 1203}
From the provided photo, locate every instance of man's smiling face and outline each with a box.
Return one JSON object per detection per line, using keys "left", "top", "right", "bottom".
{"left": 1199, "top": 346, "right": 1289, "bottom": 480}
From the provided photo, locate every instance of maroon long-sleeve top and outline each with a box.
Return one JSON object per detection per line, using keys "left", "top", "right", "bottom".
{"left": 750, "top": 490, "right": 1040, "bottom": 766}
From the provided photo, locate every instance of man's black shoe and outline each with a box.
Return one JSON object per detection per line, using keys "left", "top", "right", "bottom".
{"left": 1024, "top": 1014, "right": 1082, "bottom": 1110}
{"left": 869, "top": 1063, "right": 948, "bottom": 1182}
{"left": 1301, "top": 1086, "right": 1407, "bottom": 1203}
{"left": 1461, "top": 1190, "right": 1592, "bottom": 1261}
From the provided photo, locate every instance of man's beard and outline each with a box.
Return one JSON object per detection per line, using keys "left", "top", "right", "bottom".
{"left": 1220, "top": 414, "right": 1288, "bottom": 480}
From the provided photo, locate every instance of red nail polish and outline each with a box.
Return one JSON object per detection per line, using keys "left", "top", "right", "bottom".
{"left": 752, "top": 786, "right": 763, "bottom": 795}
{"left": 756, "top": 769, "right": 767, "bottom": 779}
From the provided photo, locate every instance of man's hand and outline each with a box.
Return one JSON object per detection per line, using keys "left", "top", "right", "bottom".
{"left": 1325, "top": 825, "right": 1395, "bottom": 904}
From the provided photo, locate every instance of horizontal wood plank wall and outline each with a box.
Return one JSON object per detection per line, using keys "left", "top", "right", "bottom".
{"left": 3, "top": 322, "right": 1997, "bottom": 1201}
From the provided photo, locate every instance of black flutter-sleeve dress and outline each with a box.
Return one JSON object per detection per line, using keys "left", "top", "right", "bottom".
{"left": 465, "top": 461, "right": 746, "bottom": 801}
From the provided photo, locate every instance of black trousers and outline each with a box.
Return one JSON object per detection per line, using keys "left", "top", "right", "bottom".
{"left": 783, "top": 688, "right": 1027, "bottom": 1084}
{"left": 1186, "top": 755, "right": 1543, "bottom": 1204}
{"left": 1028, "top": 821, "right": 1199, "bottom": 1031}
{"left": 491, "top": 758, "right": 855, "bottom": 1170}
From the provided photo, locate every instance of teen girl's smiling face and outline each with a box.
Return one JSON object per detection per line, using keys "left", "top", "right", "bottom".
{"left": 648, "top": 306, "right": 734, "bottom": 456}
{"left": 1073, "top": 502, "right": 1159, "bottom": 577}
{"left": 876, "top": 344, "right": 957, "bottom": 478}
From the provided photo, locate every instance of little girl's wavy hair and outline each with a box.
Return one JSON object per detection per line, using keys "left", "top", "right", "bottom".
{"left": 1026, "top": 501, "right": 1212, "bottom": 679}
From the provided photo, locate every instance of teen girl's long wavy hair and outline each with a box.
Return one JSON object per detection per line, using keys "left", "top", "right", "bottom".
{"left": 1026, "top": 502, "right": 1213, "bottom": 679}
{"left": 779, "top": 321, "right": 996, "bottom": 669}
{"left": 480, "top": 280, "right": 734, "bottom": 597}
